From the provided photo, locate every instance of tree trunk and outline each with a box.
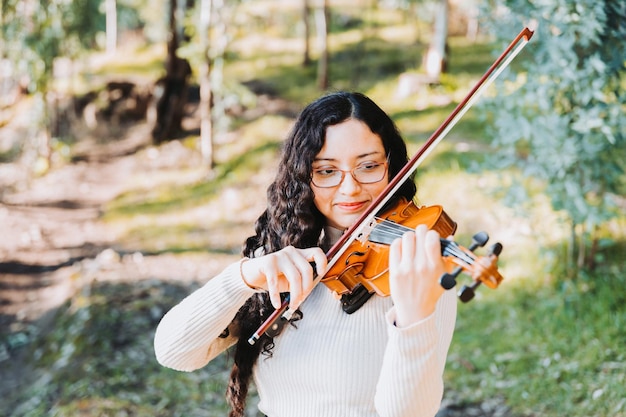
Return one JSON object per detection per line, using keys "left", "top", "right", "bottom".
{"left": 199, "top": 0, "right": 214, "bottom": 168}
{"left": 315, "top": 0, "right": 329, "bottom": 90}
{"left": 577, "top": 223, "right": 586, "bottom": 270}
{"left": 568, "top": 220, "right": 577, "bottom": 278}
{"left": 466, "top": 3, "right": 479, "bottom": 42}
{"left": 105, "top": 0, "right": 117, "bottom": 54}
{"left": 151, "top": 0, "right": 192, "bottom": 144}
{"left": 302, "top": 0, "right": 312, "bottom": 67}
{"left": 423, "top": 0, "right": 449, "bottom": 82}
{"left": 587, "top": 226, "right": 599, "bottom": 271}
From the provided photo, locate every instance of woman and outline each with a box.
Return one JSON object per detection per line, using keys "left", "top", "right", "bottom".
{"left": 154, "top": 91, "right": 457, "bottom": 417}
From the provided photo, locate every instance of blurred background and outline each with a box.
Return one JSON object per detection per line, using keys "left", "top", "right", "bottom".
{"left": 0, "top": 0, "right": 624, "bottom": 416}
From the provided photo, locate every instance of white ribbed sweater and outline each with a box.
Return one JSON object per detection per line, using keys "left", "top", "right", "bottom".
{"left": 154, "top": 261, "right": 457, "bottom": 417}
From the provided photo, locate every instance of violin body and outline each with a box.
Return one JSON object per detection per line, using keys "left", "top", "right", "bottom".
{"left": 321, "top": 198, "right": 458, "bottom": 298}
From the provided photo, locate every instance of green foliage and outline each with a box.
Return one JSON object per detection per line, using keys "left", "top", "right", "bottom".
{"left": 64, "top": 0, "right": 104, "bottom": 50}
{"left": 2, "top": 0, "right": 105, "bottom": 92}
{"left": 478, "top": 1, "right": 626, "bottom": 241}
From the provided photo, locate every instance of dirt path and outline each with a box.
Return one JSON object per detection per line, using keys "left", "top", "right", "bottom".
{"left": 0, "top": 123, "right": 228, "bottom": 332}
{"left": 0, "top": 90, "right": 298, "bottom": 334}
{"left": 0, "top": 92, "right": 301, "bottom": 411}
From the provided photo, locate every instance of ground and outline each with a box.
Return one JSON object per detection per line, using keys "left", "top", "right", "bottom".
{"left": 0, "top": 113, "right": 243, "bottom": 409}
{"left": 0, "top": 124, "right": 213, "bottom": 330}
{"left": 0, "top": 94, "right": 516, "bottom": 417}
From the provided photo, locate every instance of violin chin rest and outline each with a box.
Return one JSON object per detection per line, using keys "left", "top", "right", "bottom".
{"left": 341, "top": 284, "right": 374, "bottom": 314}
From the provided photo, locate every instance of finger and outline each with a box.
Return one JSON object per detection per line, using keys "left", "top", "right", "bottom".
{"left": 288, "top": 247, "right": 328, "bottom": 307}
{"left": 424, "top": 229, "right": 442, "bottom": 265}
{"left": 308, "top": 248, "right": 328, "bottom": 279}
{"left": 279, "top": 253, "right": 304, "bottom": 310}
{"left": 389, "top": 237, "right": 402, "bottom": 268}
{"left": 298, "top": 248, "right": 326, "bottom": 296}
{"left": 401, "top": 230, "right": 416, "bottom": 262}
{"left": 263, "top": 262, "right": 282, "bottom": 309}
{"left": 414, "top": 224, "right": 429, "bottom": 264}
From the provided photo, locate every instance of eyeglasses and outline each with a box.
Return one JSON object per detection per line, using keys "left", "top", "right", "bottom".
{"left": 311, "top": 161, "right": 388, "bottom": 188}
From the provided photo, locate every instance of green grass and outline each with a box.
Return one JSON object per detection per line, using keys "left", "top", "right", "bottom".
{"left": 447, "top": 256, "right": 626, "bottom": 416}
{"left": 4, "top": 4, "right": 625, "bottom": 417}
{"left": 5, "top": 281, "right": 238, "bottom": 417}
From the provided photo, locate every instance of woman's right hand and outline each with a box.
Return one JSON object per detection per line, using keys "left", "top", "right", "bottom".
{"left": 240, "top": 246, "right": 328, "bottom": 310}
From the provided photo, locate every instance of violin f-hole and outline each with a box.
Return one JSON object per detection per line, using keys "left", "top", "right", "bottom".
{"left": 345, "top": 250, "right": 366, "bottom": 265}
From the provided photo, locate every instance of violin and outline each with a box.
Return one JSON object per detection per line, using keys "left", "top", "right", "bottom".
{"left": 321, "top": 198, "right": 504, "bottom": 314}
{"left": 248, "top": 25, "right": 535, "bottom": 345}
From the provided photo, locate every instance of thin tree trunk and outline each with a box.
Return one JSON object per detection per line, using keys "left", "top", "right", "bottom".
{"left": 105, "top": 0, "right": 117, "bottom": 54}
{"left": 152, "top": 0, "right": 192, "bottom": 143}
{"left": 466, "top": 4, "right": 479, "bottom": 42}
{"left": 199, "top": 0, "right": 214, "bottom": 168}
{"left": 315, "top": 0, "right": 329, "bottom": 90}
{"left": 577, "top": 223, "right": 586, "bottom": 270}
{"left": 302, "top": 0, "right": 311, "bottom": 67}
{"left": 568, "top": 220, "right": 577, "bottom": 278}
{"left": 587, "top": 226, "right": 599, "bottom": 271}
{"left": 423, "top": 0, "right": 448, "bottom": 81}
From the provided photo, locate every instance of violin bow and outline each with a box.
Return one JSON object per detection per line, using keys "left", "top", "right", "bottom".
{"left": 248, "top": 24, "right": 535, "bottom": 345}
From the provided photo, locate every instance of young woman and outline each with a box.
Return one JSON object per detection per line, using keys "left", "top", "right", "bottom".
{"left": 154, "top": 91, "right": 457, "bottom": 417}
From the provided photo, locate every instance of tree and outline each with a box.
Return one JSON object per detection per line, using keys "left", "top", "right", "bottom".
{"left": 105, "top": 0, "right": 117, "bottom": 54}
{"left": 151, "top": 0, "right": 192, "bottom": 143}
{"left": 180, "top": 0, "right": 242, "bottom": 168}
{"left": 315, "top": 0, "right": 330, "bottom": 90}
{"left": 1, "top": 0, "right": 104, "bottom": 170}
{"left": 302, "top": 0, "right": 312, "bottom": 67}
{"left": 480, "top": 0, "right": 626, "bottom": 273}
{"left": 423, "top": 0, "right": 449, "bottom": 81}
{"left": 198, "top": 0, "right": 214, "bottom": 168}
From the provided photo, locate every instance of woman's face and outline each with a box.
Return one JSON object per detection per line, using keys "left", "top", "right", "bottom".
{"left": 311, "top": 118, "right": 389, "bottom": 230}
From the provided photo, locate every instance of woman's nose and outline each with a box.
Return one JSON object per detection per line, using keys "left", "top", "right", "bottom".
{"left": 338, "top": 170, "right": 361, "bottom": 194}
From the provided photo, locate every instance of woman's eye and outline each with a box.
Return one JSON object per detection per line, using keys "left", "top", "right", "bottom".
{"left": 358, "top": 162, "right": 380, "bottom": 171}
{"left": 315, "top": 168, "right": 338, "bottom": 177}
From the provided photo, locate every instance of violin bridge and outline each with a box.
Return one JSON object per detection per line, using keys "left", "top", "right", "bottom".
{"left": 356, "top": 218, "right": 377, "bottom": 245}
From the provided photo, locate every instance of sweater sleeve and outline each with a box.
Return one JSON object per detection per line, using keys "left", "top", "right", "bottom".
{"left": 153, "top": 260, "right": 259, "bottom": 372}
{"left": 375, "top": 289, "right": 457, "bottom": 417}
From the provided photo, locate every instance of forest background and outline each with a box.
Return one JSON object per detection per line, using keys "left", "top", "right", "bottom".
{"left": 1, "top": 0, "right": 625, "bottom": 416}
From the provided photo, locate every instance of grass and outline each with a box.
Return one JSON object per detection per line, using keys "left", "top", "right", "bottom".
{"left": 6, "top": 281, "right": 239, "bottom": 417}
{"left": 447, "top": 259, "right": 626, "bottom": 417}
{"left": 4, "top": 3, "right": 626, "bottom": 417}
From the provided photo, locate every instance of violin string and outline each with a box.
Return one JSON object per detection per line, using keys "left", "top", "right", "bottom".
{"left": 372, "top": 218, "right": 475, "bottom": 263}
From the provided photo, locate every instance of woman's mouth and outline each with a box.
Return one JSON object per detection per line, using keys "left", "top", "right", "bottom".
{"left": 335, "top": 201, "right": 367, "bottom": 212}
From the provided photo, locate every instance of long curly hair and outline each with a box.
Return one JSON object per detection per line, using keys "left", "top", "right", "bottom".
{"left": 226, "top": 91, "right": 417, "bottom": 416}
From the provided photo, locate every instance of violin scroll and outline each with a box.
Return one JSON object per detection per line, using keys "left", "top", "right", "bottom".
{"left": 439, "top": 232, "right": 504, "bottom": 303}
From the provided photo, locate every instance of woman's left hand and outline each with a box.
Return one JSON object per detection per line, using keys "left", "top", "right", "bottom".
{"left": 388, "top": 224, "right": 447, "bottom": 327}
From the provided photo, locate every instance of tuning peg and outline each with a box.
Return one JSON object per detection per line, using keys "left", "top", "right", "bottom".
{"left": 470, "top": 231, "right": 489, "bottom": 250}
{"left": 458, "top": 281, "right": 480, "bottom": 303}
{"left": 439, "top": 272, "right": 458, "bottom": 289}
{"left": 439, "top": 232, "right": 488, "bottom": 290}
{"left": 489, "top": 242, "right": 503, "bottom": 256}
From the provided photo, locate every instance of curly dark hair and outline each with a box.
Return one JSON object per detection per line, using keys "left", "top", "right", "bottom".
{"left": 226, "top": 91, "right": 416, "bottom": 417}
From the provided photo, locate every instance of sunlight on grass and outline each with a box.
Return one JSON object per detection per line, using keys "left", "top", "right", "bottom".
{"left": 44, "top": 7, "right": 626, "bottom": 417}
{"left": 447, "top": 261, "right": 626, "bottom": 416}
{"left": 215, "top": 114, "right": 292, "bottom": 162}
{"left": 103, "top": 114, "right": 292, "bottom": 253}
{"left": 90, "top": 43, "right": 166, "bottom": 80}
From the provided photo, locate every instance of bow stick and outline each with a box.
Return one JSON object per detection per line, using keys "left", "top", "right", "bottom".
{"left": 249, "top": 24, "right": 536, "bottom": 345}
